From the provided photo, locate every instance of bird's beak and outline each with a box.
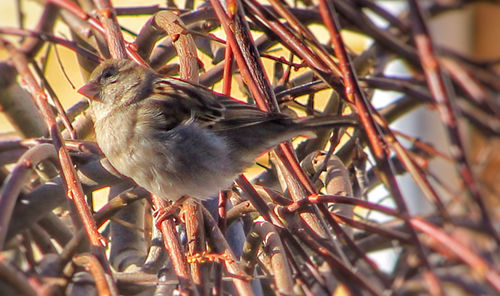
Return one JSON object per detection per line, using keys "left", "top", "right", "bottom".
{"left": 78, "top": 81, "right": 101, "bottom": 102}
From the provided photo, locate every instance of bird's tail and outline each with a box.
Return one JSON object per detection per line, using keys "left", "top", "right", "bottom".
{"left": 291, "top": 114, "right": 358, "bottom": 135}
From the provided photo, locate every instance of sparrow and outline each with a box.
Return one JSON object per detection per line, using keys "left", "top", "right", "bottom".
{"left": 78, "top": 59, "right": 356, "bottom": 201}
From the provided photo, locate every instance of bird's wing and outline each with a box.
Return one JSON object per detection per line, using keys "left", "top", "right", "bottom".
{"left": 147, "top": 77, "right": 288, "bottom": 131}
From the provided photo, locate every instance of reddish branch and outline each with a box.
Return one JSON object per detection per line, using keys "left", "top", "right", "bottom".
{"left": 0, "top": 39, "right": 106, "bottom": 249}
{"left": 1, "top": 1, "right": 498, "bottom": 295}
{"left": 73, "top": 253, "right": 119, "bottom": 296}
{"left": 408, "top": 0, "right": 499, "bottom": 245}
{"left": 318, "top": 1, "right": 443, "bottom": 295}
{"left": 151, "top": 195, "right": 194, "bottom": 294}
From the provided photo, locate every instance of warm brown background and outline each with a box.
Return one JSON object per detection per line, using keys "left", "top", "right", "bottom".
{"left": 473, "top": 3, "right": 500, "bottom": 221}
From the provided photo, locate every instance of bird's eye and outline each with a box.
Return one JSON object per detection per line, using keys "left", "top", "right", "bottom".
{"left": 100, "top": 66, "right": 118, "bottom": 83}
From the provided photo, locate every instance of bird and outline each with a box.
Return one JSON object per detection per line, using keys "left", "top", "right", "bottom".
{"left": 78, "top": 59, "right": 357, "bottom": 201}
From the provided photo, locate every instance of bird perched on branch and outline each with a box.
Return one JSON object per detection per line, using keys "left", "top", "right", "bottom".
{"left": 78, "top": 59, "right": 357, "bottom": 201}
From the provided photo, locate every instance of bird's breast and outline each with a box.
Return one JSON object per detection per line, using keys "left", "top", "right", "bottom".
{"left": 93, "top": 110, "right": 250, "bottom": 200}
{"left": 94, "top": 111, "right": 138, "bottom": 167}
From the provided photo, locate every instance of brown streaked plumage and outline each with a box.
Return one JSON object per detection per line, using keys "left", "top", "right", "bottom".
{"left": 78, "top": 59, "right": 357, "bottom": 201}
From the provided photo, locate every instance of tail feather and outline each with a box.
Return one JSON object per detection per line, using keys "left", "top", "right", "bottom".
{"left": 291, "top": 115, "right": 359, "bottom": 132}
{"left": 221, "top": 114, "right": 358, "bottom": 163}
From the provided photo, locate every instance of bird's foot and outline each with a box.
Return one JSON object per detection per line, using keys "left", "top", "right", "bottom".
{"left": 153, "top": 195, "right": 190, "bottom": 229}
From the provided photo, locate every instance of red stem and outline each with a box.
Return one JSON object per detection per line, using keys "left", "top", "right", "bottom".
{"left": 73, "top": 253, "right": 118, "bottom": 296}
{"left": 317, "top": 1, "right": 444, "bottom": 295}
{"left": 411, "top": 217, "right": 500, "bottom": 293}
{"left": 0, "top": 39, "right": 106, "bottom": 249}
{"left": 93, "top": 0, "right": 127, "bottom": 59}
{"left": 408, "top": 0, "right": 499, "bottom": 245}
{"left": 151, "top": 195, "right": 193, "bottom": 293}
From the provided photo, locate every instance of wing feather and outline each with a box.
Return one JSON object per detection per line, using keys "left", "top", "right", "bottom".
{"left": 146, "top": 77, "right": 288, "bottom": 131}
